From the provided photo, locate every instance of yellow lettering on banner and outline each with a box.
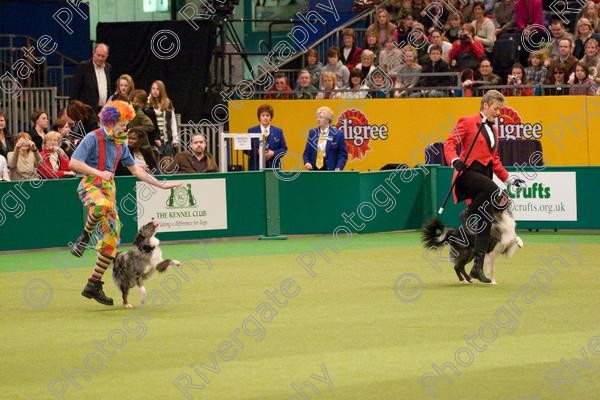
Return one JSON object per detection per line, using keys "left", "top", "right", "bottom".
{"left": 230, "top": 97, "right": 595, "bottom": 170}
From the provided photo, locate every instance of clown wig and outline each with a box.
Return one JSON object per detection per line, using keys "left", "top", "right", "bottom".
{"left": 98, "top": 100, "right": 135, "bottom": 127}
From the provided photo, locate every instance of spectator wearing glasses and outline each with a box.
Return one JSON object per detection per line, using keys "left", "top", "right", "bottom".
{"left": 303, "top": 106, "right": 347, "bottom": 171}
{"left": 545, "top": 67, "right": 570, "bottom": 95}
{"left": 265, "top": 74, "right": 293, "bottom": 100}
{"left": 574, "top": 18, "right": 600, "bottom": 59}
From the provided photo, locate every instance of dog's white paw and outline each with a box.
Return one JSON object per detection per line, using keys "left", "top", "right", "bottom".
{"left": 490, "top": 280, "right": 497, "bottom": 285}
{"left": 124, "top": 303, "right": 134, "bottom": 309}
{"left": 170, "top": 260, "right": 181, "bottom": 267}
{"left": 516, "top": 236, "right": 524, "bottom": 248}
{"left": 461, "top": 280, "right": 472, "bottom": 285}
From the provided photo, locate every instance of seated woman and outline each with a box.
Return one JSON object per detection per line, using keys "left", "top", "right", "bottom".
{"left": 115, "top": 128, "right": 158, "bottom": 176}
{"left": 7, "top": 132, "right": 41, "bottom": 180}
{"left": 0, "top": 154, "right": 10, "bottom": 181}
{"left": 37, "top": 131, "right": 75, "bottom": 179}
{"left": 569, "top": 62, "right": 597, "bottom": 95}
{"left": 316, "top": 71, "right": 342, "bottom": 99}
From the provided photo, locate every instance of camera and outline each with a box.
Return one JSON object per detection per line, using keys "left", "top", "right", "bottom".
{"left": 511, "top": 75, "right": 518, "bottom": 83}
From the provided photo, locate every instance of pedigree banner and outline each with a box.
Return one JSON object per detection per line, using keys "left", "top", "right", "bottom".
{"left": 229, "top": 96, "right": 599, "bottom": 171}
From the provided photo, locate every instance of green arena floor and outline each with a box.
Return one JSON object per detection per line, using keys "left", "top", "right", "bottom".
{"left": 1, "top": 232, "right": 599, "bottom": 400}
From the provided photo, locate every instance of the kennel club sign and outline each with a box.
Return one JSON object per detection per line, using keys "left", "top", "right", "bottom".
{"left": 136, "top": 179, "right": 227, "bottom": 232}
{"left": 495, "top": 172, "right": 577, "bottom": 221}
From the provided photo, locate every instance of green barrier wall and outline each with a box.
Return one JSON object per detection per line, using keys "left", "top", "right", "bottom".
{"left": 1, "top": 167, "right": 598, "bottom": 251}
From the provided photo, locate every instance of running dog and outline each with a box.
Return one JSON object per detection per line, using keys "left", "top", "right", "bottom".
{"left": 421, "top": 209, "right": 523, "bottom": 285}
{"left": 112, "top": 220, "right": 180, "bottom": 307}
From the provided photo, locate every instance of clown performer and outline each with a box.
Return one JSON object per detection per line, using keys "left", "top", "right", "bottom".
{"left": 69, "top": 100, "right": 180, "bottom": 306}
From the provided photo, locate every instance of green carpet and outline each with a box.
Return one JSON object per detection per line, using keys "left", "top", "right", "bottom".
{"left": 1, "top": 232, "right": 599, "bottom": 400}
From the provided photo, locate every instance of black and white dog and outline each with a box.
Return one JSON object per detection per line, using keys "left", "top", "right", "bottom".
{"left": 421, "top": 209, "right": 523, "bottom": 285}
{"left": 112, "top": 220, "right": 180, "bottom": 308}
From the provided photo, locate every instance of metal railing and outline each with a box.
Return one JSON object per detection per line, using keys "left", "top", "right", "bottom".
{"left": 0, "top": 34, "right": 78, "bottom": 96}
{"left": 1, "top": 87, "right": 69, "bottom": 134}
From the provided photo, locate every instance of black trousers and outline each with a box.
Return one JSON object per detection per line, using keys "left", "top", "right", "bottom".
{"left": 455, "top": 166, "right": 502, "bottom": 237}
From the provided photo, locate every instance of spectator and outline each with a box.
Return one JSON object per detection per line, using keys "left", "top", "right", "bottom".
{"left": 245, "top": 104, "right": 287, "bottom": 170}
{"left": 394, "top": 46, "right": 422, "bottom": 97}
{"left": 545, "top": 67, "right": 570, "bottom": 95}
{"left": 0, "top": 154, "right": 9, "bottom": 181}
{"left": 569, "top": 62, "right": 597, "bottom": 95}
{"left": 447, "top": 0, "right": 474, "bottom": 22}
{"left": 37, "top": 131, "right": 75, "bottom": 179}
{"left": 579, "top": 1, "right": 600, "bottom": 33}
{"left": 340, "top": 28, "right": 363, "bottom": 71}
{"left": 503, "top": 63, "right": 534, "bottom": 96}
{"left": 471, "top": 1, "right": 496, "bottom": 58}
{"left": 7, "top": 132, "right": 41, "bottom": 180}
{"left": 428, "top": 29, "right": 453, "bottom": 62}
{"left": 131, "top": 89, "right": 161, "bottom": 148}
{"left": 409, "top": 23, "right": 431, "bottom": 64}
{"left": 524, "top": 52, "right": 548, "bottom": 85}
{"left": 294, "top": 70, "right": 318, "bottom": 99}
{"left": 396, "top": 13, "right": 415, "bottom": 44}
{"left": 410, "top": 0, "right": 430, "bottom": 26}
{"left": 368, "top": 8, "right": 398, "bottom": 45}
{"left": 115, "top": 128, "right": 158, "bottom": 176}
{"left": 342, "top": 69, "right": 368, "bottom": 99}
{"left": 366, "top": 69, "right": 391, "bottom": 98}
{"left": 413, "top": 45, "right": 453, "bottom": 97}
{"left": 70, "top": 43, "right": 112, "bottom": 111}
{"left": 379, "top": 38, "right": 404, "bottom": 75}
{"left": 355, "top": 50, "right": 377, "bottom": 80}
{"left": 422, "top": 0, "right": 447, "bottom": 33}
{"left": 108, "top": 74, "right": 135, "bottom": 102}
{"left": 321, "top": 47, "right": 351, "bottom": 89}
{"left": 316, "top": 71, "right": 342, "bottom": 99}
{"left": 173, "top": 132, "right": 218, "bottom": 173}
{"left": 66, "top": 100, "right": 99, "bottom": 147}
{"left": 546, "top": 38, "right": 579, "bottom": 83}
{"left": 303, "top": 106, "right": 347, "bottom": 171}
{"left": 305, "top": 48, "right": 323, "bottom": 89}
{"left": 449, "top": 23, "right": 485, "bottom": 71}
{"left": 581, "top": 38, "right": 600, "bottom": 68}
{"left": 149, "top": 80, "right": 179, "bottom": 156}
{"left": 514, "top": 0, "right": 543, "bottom": 32}
{"left": 464, "top": 59, "right": 502, "bottom": 95}
{"left": 52, "top": 117, "right": 74, "bottom": 157}
{"left": 265, "top": 73, "right": 293, "bottom": 99}
{"left": 28, "top": 109, "right": 49, "bottom": 150}
{"left": 574, "top": 18, "right": 600, "bottom": 59}
{"left": 0, "top": 111, "right": 14, "bottom": 158}
{"left": 444, "top": 13, "right": 463, "bottom": 43}
{"left": 548, "top": 20, "right": 575, "bottom": 61}
{"left": 494, "top": 0, "right": 516, "bottom": 37}
{"left": 364, "top": 28, "right": 382, "bottom": 62}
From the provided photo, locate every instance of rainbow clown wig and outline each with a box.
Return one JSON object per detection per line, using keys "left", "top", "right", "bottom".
{"left": 98, "top": 100, "right": 135, "bottom": 127}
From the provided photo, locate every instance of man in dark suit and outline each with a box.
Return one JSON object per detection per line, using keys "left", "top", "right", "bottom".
{"left": 246, "top": 104, "right": 288, "bottom": 170}
{"left": 70, "top": 43, "right": 112, "bottom": 111}
{"left": 444, "top": 90, "right": 524, "bottom": 283}
{"left": 303, "top": 106, "right": 347, "bottom": 171}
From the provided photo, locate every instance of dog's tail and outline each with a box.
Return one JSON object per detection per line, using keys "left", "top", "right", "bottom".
{"left": 421, "top": 218, "right": 449, "bottom": 248}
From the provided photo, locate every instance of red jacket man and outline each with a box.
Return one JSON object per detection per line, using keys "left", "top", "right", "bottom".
{"left": 444, "top": 90, "right": 524, "bottom": 283}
